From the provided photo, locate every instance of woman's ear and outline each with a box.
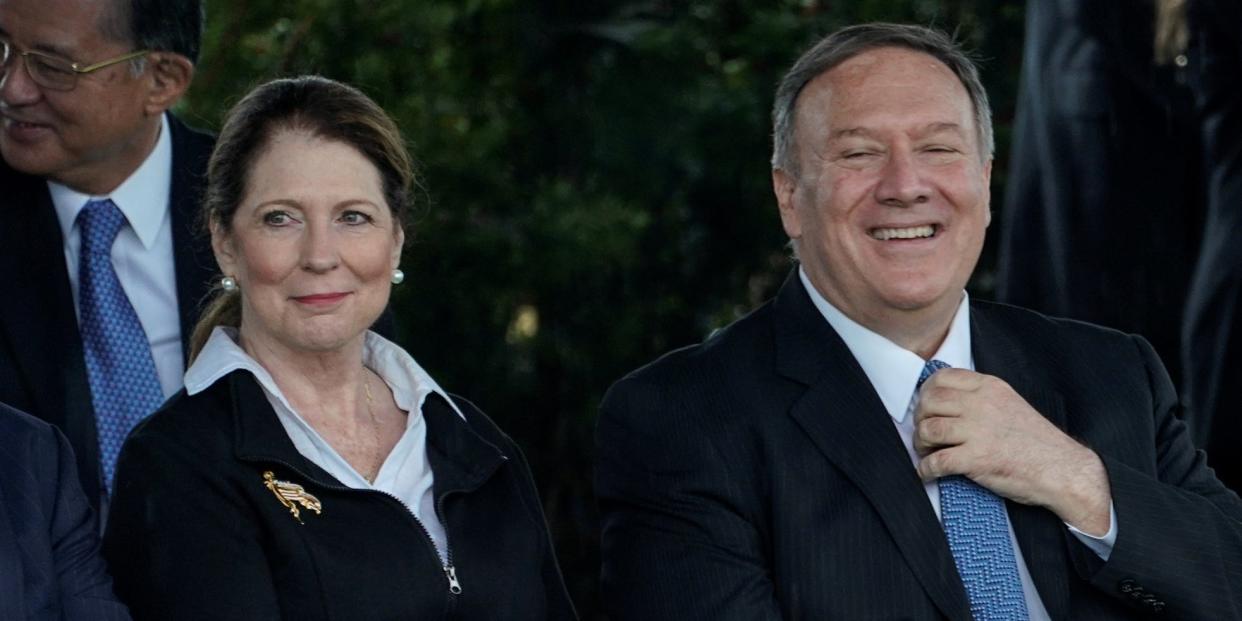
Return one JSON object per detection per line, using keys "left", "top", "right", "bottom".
{"left": 391, "top": 226, "right": 405, "bottom": 270}
{"left": 211, "top": 217, "right": 239, "bottom": 279}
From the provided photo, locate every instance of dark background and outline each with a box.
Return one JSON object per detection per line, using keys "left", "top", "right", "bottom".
{"left": 185, "top": 2, "right": 1026, "bottom": 617}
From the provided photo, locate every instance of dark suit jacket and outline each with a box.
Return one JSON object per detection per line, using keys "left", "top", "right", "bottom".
{"left": 995, "top": 0, "right": 1203, "bottom": 385}
{"left": 0, "top": 114, "right": 216, "bottom": 508}
{"left": 0, "top": 402, "right": 130, "bottom": 620}
{"left": 102, "top": 371, "right": 576, "bottom": 620}
{"left": 597, "top": 273, "right": 1242, "bottom": 620}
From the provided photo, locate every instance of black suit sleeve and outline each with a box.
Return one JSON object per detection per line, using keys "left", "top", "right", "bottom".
{"left": 103, "top": 430, "right": 282, "bottom": 621}
{"left": 40, "top": 425, "right": 133, "bottom": 621}
{"left": 596, "top": 377, "right": 783, "bottom": 621}
{"left": 1077, "top": 336, "right": 1242, "bottom": 618}
{"left": 501, "top": 436, "right": 579, "bottom": 620}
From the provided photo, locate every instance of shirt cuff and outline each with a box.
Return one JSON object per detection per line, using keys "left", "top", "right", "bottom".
{"left": 1065, "top": 502, "right": 1117, "bottom": 561}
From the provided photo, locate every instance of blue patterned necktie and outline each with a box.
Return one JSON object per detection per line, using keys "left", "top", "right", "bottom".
{"left": 917, "top": 360, "right": 1029, "bottom": 620}
{"left": 77, "top": 199, "right": 165, "bottom": 494}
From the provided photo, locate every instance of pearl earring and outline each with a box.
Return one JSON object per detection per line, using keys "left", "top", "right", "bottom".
{"left": 391, "top": 269, "right": 405, "bottom": 285}
{"left": 221, "top": 276, "right": 238, "bottom": 292}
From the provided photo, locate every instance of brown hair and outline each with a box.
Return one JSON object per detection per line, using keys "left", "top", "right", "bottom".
{"left": 189, "top": 75, "right": 416, "bottom": 361}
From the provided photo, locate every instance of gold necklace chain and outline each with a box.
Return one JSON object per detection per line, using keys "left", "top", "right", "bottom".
{"left": 362, "top": 373, "right": 384, "bottom": 484}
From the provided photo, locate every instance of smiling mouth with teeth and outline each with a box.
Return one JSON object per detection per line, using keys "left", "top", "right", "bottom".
{"left": 869, "top": 225, "right": 937, "bottom": 241}
{"left": 4, "top": 118, "right": 43, "bottom": 129}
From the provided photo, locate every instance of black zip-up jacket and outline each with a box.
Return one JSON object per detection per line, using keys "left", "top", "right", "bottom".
{"left": 102, "top": 371, "right": 577, "bottom": 620}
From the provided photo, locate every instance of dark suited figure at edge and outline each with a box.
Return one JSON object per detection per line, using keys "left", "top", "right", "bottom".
{"left": 596, "top": 23, "right": 1242, "bottom": 620}
{"left": 995, "top": 0, "right": 1203, "bottom": 390}
{"left": 0, "top": 402, "right": 130, "bottom": 620}
{"left": 0, "top": 0, "right": 213, "bottom": 513}
{"left": 102, "top": 76, "right": 577, "bottom": 621}
{"left": 1178, "top": 0, "right": 1242, "bottom": 492}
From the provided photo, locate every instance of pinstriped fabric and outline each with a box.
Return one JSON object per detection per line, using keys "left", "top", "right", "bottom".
{"left": 598, "top": 273, "right": 1242, "bottom": 620}
{"left": 0, "top": 404, "right": 132, "bottom": 620}
{"left": 78, "top": 199, "right": 165, "bottom": 494}
{"left": 919, "top": 360, "right": 1028, "bottom": 620}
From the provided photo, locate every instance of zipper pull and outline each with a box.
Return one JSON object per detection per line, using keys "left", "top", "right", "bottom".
{"left": 444, "top": 564, "right": 463, "bottom": 594}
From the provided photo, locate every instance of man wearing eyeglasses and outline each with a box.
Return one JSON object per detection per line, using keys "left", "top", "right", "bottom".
{"left": 0, "top": 0, "right": 213, "bottom": 515}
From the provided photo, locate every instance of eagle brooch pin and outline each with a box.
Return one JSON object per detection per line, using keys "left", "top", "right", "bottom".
{"left": 262, "top": 471, "right": 322, "bottom": 524}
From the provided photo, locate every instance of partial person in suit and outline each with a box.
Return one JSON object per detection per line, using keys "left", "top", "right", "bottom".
{"left": 103, "top": 76, "right": 576, "bottom": 620}
{"left": 994, "top": 0, "right": 1203, "bottom": 387}
{"left": 0, "top": 401, "right": 130, "bottom": 620}
{"left": 0, "top": 0, "right": 212, "bottom": 509}
{"left": 596, "top": 23, "right": 1242, "bottom": 620}
{"left": 1180, "top": 0, "right": 1242, "bottom": 491}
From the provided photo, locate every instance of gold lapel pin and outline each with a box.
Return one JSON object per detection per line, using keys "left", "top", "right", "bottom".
{"left": 262, "top": 471, "right": 322, "bottom": 524}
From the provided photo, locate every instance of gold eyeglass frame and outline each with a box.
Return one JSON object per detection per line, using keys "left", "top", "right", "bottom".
{"left": 0, "top": 39, "right": 149, "bottom": 91}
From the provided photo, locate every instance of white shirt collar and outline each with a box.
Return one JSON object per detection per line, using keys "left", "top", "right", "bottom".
{"left": 185, "top": 326, "right": 465, "bottom": 422}
{"left": 49, "top": 113, "right": 172, "bottom": 250}
{"left": 797, "top": 266, "right": 973, "bottom": 423}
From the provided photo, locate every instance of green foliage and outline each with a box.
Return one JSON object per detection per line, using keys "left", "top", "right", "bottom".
{"left": 187, "top": 1, "right": 1024, "bottom": 616}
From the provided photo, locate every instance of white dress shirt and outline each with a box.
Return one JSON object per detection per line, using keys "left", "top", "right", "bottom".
{"left": 49, "top": 113, "right": 183, "bottom": 398}
{"left": 798, "top": 267, "right": 1116, "bottom": 620}
{"left": 185, "top": 327, "right": 463, "bottom": 563}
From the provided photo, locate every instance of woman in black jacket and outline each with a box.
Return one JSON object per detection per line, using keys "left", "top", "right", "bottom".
{"left": 102, "top": 75, "right": 576, "bottom": 621}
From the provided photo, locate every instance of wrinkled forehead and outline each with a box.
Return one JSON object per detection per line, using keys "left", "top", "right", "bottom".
{"left": 826, "top": 46, "right": 962, "bottom": 88}
{"left": 794, "top": 47, "right": 978, "bottom": 146}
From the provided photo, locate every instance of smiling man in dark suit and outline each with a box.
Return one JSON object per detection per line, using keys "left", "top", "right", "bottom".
{"left": 596, "top": 23, "right": 1242, "bottom": 620}
{"left": 0, "top": 0, "right": 213, "bottom": 511}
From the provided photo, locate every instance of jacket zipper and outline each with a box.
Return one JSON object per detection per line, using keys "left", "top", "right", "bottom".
{"left": 376, "top": 486, "right": 462, "bottom": 596}
{"left": 257, "top": 458, "right": 462, "bottom": 595}
{"left": 434, "top": 491, "right": 463, "bottom": 594}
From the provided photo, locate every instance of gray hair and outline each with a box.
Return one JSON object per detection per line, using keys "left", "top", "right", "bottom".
{"left": 771, "top": 23, "right": 994, "bottom": 174}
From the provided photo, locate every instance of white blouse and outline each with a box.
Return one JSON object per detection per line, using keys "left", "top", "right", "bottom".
{"left": 185, "top": 327, "right": 463, "bottom": 563}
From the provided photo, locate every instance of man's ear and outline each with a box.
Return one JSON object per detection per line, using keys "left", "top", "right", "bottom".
{"left": 142, "top": 53, "right": 194, "bottom": 116}
{"left": 773, "top": 167, "right": 802, "bottom": 240}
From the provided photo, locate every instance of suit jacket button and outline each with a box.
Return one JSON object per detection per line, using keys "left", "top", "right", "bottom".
{"left": 1118, "top": 579, "right": 1137, "bottom": 594}
{"left": 1152, "top": 601, "right": 1166, "bottom": 614}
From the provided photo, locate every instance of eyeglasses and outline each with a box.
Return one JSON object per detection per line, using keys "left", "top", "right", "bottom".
{"left": 0, "top": 38, "right": 148, "bottom": 91}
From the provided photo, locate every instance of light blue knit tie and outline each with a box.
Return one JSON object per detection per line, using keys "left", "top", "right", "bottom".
{"left": 78, "top": 199, "right": 165, "bottom": 494}
{"left": 918, "top": 359, "right": 1029, "bottom": 620}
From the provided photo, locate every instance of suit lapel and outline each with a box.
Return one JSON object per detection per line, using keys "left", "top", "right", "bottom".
{"left": 773, "top": 274, "right": 972, "bottom": 619}
{"left": 166, "top": 115, "right": 217, "bottom": 360}
{"left": 0, "top": 117, "right": 213, "bottom": 507}
{"left": 0, "top": 170, "right": 100, "bottom": 502}
{"left": 971, "top": 303, "right": 1073, "bottom": 620}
